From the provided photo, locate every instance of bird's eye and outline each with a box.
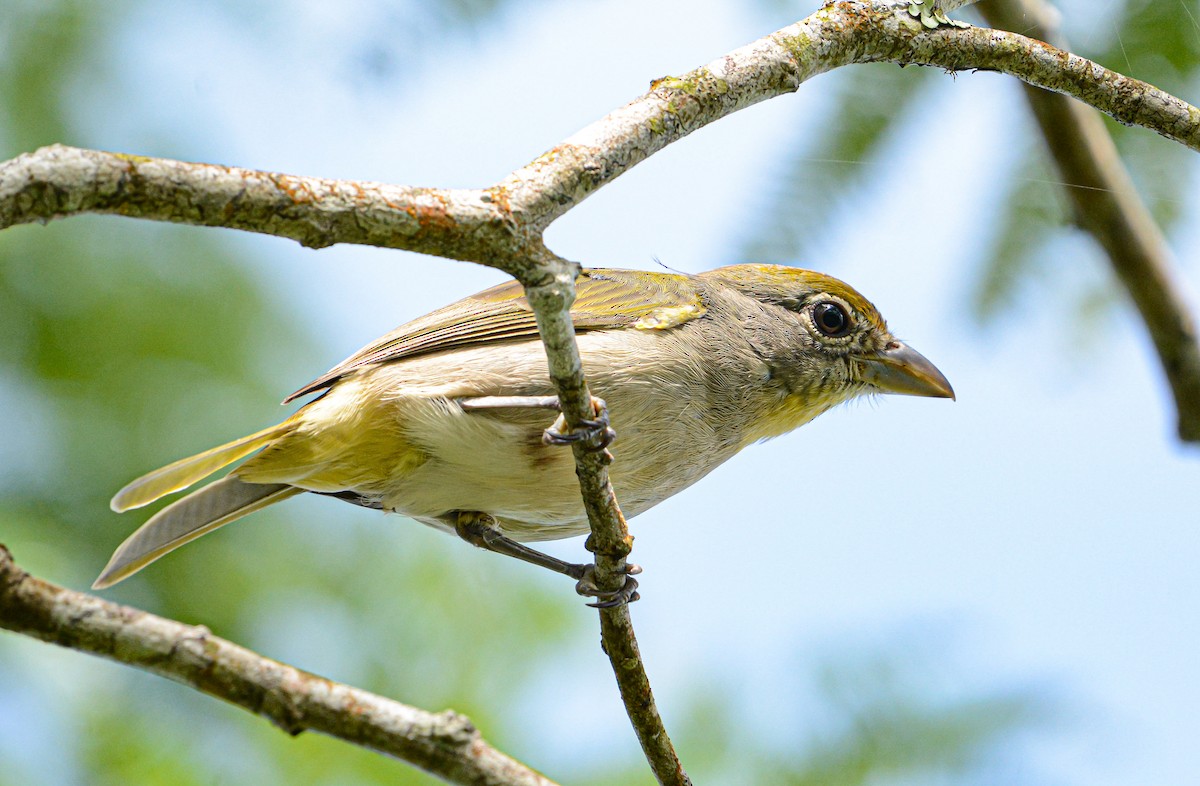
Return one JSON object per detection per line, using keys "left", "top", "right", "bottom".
{"left": 812, "top": 301, "right": 851, "bottom": 338}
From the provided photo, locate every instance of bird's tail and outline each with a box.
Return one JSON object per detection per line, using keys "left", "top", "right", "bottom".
{"left": 111, "top": 421, "right": 296, "bottom": 512}
{"left": 96, "top": 420, "right": 302, "bottom": 589}
{"left": 95, "top": 475, "right": 301, "bottom": 589}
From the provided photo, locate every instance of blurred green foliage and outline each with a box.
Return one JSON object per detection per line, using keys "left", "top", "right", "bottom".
{"left": 741, "top": 63, "right": 935, "bottom": 264}
{"left": 575, "top": 643, "right": 1051, "bottom": 786}
{"left": 1, "top": 1, "right": 1055, "bottom": 784}
{"left": 778, "top": 650, "right": 1051, "bottom": 786}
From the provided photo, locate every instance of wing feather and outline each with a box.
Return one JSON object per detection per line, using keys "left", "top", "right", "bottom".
{"left": 284, "top": 269, "right": 705, "bottom": 403}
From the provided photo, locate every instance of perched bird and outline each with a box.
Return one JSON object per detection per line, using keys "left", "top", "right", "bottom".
{"left": 96, "top": 264, "right": 953, "bottom": 600}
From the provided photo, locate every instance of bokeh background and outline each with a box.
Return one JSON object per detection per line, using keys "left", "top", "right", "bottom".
{"left": 1, "top": 1, "right": 1197, "bottom": 784}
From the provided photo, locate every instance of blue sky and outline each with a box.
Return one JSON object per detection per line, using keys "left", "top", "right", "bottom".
{"left": 67, "top": 0, "right": 1200, "bottom": 782}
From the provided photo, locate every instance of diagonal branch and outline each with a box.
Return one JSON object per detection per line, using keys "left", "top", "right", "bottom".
{"left": 498, "top": 0, "right": 1199, "bottom": 224}
{"left": 979, "top": 0, "right": 1200, "bottom": 441}
{"left": 0, "top": 546, "right": 558, "bottom": 786}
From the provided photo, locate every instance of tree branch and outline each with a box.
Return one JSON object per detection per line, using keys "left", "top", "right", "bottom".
{"left": 0, "top": 546, "right": 557, "bottom": 786}
{"left": 0, "top": 144, "right": 529, "bottom": 266}
{"left": 979, "top": 0, "right": 1200, "bottom": 441}
{"left": 5, "top": 4, "right": 1199, "bottom": 250}
{"left": 497, "top": 1, "right": 1200, "bottom": 229}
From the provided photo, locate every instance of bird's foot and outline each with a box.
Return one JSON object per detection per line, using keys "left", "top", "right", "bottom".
{"left": 571, "top": 562, "right": 643, "bottom": 608}
{"left": 542, "top": 396, "right": 616, "bottom": 453}
{"left": 906, "top": 1, "right": 970, "bottom": 29}
{"left": 453, "top": 511, "right": 641, "bottom": 606}
{"left": 458, "top": 394, "right": 615, "bottom": 453}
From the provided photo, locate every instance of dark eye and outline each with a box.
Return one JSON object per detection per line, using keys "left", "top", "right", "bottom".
{"left": 812, "top": 301, "right": 851, "bottom": 337}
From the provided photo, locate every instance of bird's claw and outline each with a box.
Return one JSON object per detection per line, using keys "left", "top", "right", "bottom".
{"left": 574, "top": 562, "right": 642, "bottom": 608}
{"left": 543, "top": 397, "right": 616, "bottom": 452}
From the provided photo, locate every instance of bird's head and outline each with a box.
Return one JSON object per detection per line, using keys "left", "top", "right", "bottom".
{"left": 699, "top": 264, "right": 954, "bottom": 414}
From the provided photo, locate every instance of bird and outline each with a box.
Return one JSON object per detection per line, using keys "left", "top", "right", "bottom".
{"left": 95, "top": 264, "right": 953, "bottom": 601}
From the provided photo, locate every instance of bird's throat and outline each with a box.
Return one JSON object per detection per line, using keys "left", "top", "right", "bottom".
{"left": 740, "top": 388, "right": 845, "bottom": 446}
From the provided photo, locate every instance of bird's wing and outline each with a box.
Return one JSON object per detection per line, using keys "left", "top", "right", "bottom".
{"left": 284, "top": 269, "right": 707, "bottom": 403}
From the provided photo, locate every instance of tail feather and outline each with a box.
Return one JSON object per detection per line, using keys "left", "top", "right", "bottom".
{"left": 111, "top": 421, "right": 297, "bottom": 513}
{"left": 94, "top": 476, "right": 301, "bottom": 589}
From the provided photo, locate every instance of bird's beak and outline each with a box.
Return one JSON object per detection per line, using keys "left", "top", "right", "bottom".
{"left": 856, "top": 342, "right": 955, "bottom": 400}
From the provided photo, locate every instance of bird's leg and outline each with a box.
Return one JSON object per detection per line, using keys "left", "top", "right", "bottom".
{"left": 453, "top": 511, "right": 640, "bottom": 607}
{"left": 454, "top": 395, "right": 629, "bottom": 604}
{"left": 457, "top": 395, "right": 615, "bottom": 452}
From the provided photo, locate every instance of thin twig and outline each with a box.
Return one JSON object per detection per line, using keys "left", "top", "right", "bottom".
{"left": 522, "top": 246, "right": 690, "bottom": 785}
{"left": 599, "top": 608, "right": 688, "bottom": 785}
{"left": 979, "top": 0, "right": 1200, "bottom": 441}
{"left": 0, "top": 546, "right": 558, "bottom": 786}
